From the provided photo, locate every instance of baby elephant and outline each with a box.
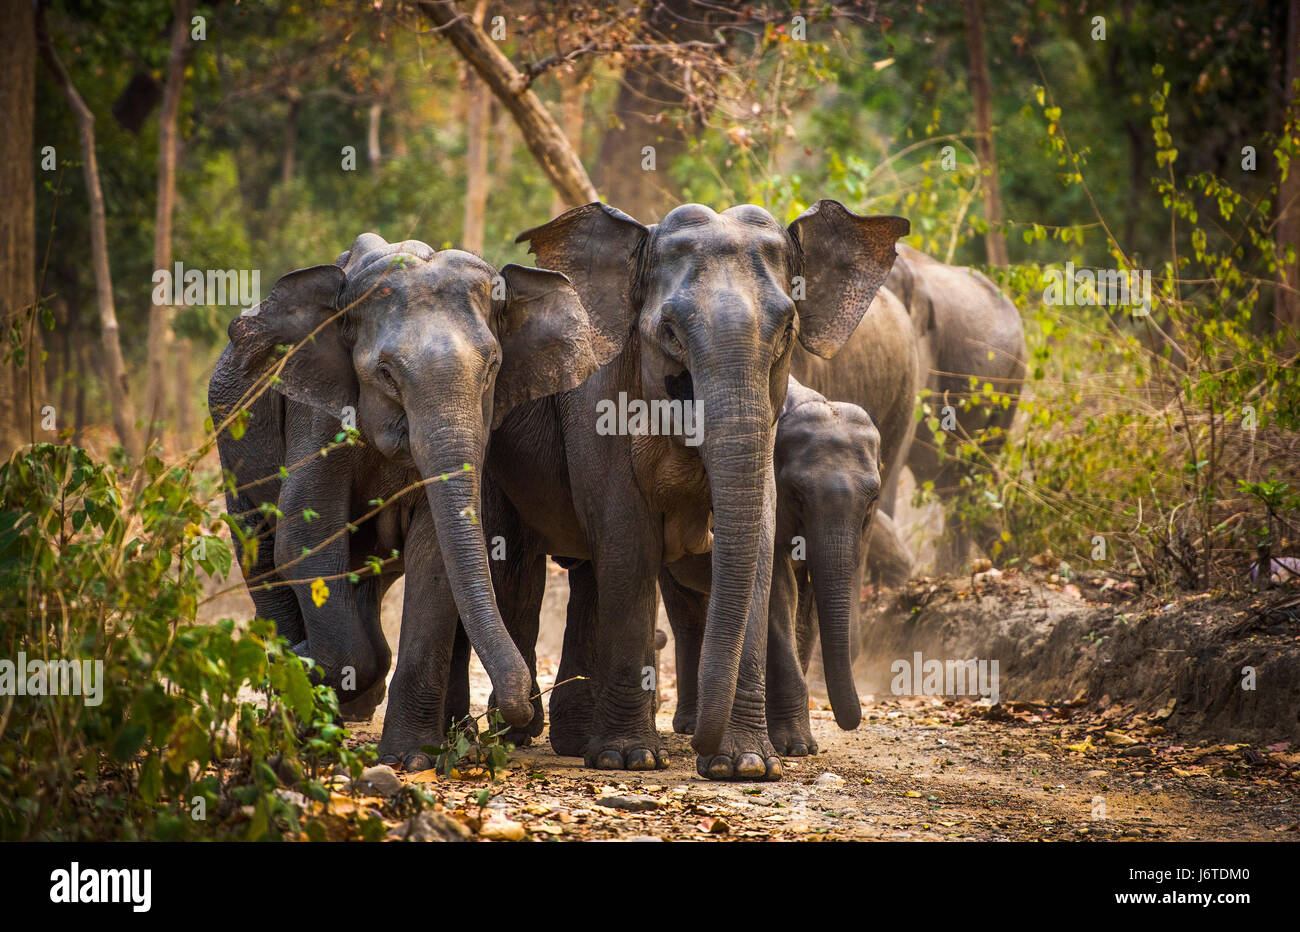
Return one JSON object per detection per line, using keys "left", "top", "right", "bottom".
{"left": 662, "top": 376, "right": 880, "bottom": 755}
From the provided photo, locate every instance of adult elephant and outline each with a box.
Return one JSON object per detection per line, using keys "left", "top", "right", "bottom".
{"left": 789, "top": 283, "right": 921, "bottom": 585}
{"left": 884, "top": 244, "right": 1027, "bottom": 569}
{"left": 208, "top": 233, "right": 611, "bottom": 754}
{"left": 478, "top": 201, "right": 906, "bottom": 780}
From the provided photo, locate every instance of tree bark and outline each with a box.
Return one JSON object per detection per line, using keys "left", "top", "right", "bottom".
{"left": 1277, "top": 0, "right": 1300, "bottom": 351}
{"left": 1, "top": 0, "right": 37, "bottom": 453}
{"left": 39, "top": 14, "right": 141, "bottom": 458}
{"left": 593, "top": 0, "right": 720, "bottom": 222}
{"left": 462, "top": 0, "right": 491, "bottom": 253}
{"left": 494, "top": 100, "right": 514, "bottom": 176}
{"left": 147, "top": 0, "right": 194, "bottom": 437}
{"left": 367, "top": 102, "right": 383, "bottom": 172}
{"left": 964, "top": 0, "right": 1008, "bottom": 268}
{"left": 420, "top": 0, "right": 597, "bottom": 208}
{"left": 551, "top": 71, "right": 587, "bottom": 219}
{"left": 281, "top": 92, "right": 300, "bottom": 185}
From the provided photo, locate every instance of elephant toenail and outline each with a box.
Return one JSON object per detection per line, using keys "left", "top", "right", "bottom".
{"left": 765, "top": 757, "right": 783, "bottom": 780}
{"left": 626, "top": 748, "right": 657, "bottom": 770}
{"left": 734, "top": 753, "right": 767, "bottom": 779}
{"left": 704, "top": 755, "right": 734, "bottom": 780}
{"left": 404, "top": 752, "right": 433, "bottom": 772}
{"left": 595, "top": 749, "right": 624, "bottom": 769}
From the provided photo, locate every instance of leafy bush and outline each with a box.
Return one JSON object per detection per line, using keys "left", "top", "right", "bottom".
{"left": 0, "top": 442, "right": 372, "bottom": 840}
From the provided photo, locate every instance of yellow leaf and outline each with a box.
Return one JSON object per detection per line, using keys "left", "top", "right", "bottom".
{"left": 311, "top": 577, "right": 330, "bottom": 607}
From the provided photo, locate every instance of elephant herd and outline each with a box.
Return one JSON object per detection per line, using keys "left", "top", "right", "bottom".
{"left": 209, "top": 199, "right": 1026, "bottom": 782}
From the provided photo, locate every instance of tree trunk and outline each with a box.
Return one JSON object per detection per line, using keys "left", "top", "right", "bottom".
{"left": 420, "top": 0, "right": 598, "bottom": 208}
{"left": 593, "top": 0, "right": 719, "bottom": 222}
{"left": 964, "top": 0, "right": 1008, "bottom": 268}
{"left": 1, "top": 0, "right": 36, "bottom": 454}
{"left": 462, "top": 0, "right": 490, "bottom": 253}
{"left": 1277, "top": 0, "right": 1300, "bottom": 351}
{"left": 367, "top": 102, "right": 383, "bottom": 172}
{"left": 551, "top": 72, "right": 587, "bottom": 219}
{"left": 174, "top": 336, "right": 193, "bottom": 447}
{"left": 494, "top": 100, "right": 514, "bottom": 175}
{"left": 147, "top": 0, "right": 194, "bottom": 437}
{"left": 281, "top": 93, "right": 300, "bottom": 185}
{"left": 39, "top": 14, "right": 141, "bottom": 458}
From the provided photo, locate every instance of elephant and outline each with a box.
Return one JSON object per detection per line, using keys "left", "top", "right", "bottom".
{"left": 884, "top": 244, "right": 1027, "bottom": 570}
{"left": 456, "top": 200, "right": 907, "bottom": 780}
{"left": 788, "top": 281, "right": 921, "bottom": 586}
{"left": 207, "top": 233, "right": 615, "bottom": 767}
{"left": 660, "top": 376, "right": 882, "bottom": 756}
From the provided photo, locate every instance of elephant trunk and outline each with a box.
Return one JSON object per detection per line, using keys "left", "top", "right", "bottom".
{"left": 692, "top": 378, "right": 774, "bottom": 755}
{"left": 807, "top": 525, "right": 863, "bottom": 729}
{"left": 410, "top": 418, "right": 534, "bottom": 729}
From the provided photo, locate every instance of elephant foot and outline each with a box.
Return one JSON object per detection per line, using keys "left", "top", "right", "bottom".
{"left": 694, "top": 726, "right": 783, "bottom": 781}
{"left": 338, "top": 674, "right": 387, "bottom": 722}
{"left": 672, "top": 704, "right": 697, "bottom": 735}
{"left": 583, "top": 731, "right": 669, "bottom": 771}
{"left": 767, "top": 715, "right": 818, "bottom": 757}
{"left": 378, "top": 749, "right": 436, "bottom": 773}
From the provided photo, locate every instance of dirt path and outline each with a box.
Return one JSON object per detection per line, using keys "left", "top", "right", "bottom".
{"left": 329, "top": 566, "right": 1300, "bottom": 842}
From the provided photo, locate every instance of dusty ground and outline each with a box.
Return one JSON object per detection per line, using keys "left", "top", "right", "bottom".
{"left": 198, "top": 461, "right": 1300, "bottom": 841}
{"left": 309, "top": 566, "right": 1300, "bottom": 841}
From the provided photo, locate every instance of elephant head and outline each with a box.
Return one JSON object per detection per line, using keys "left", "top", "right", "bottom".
{"left": 775, "top": 384, "right": 882, "bottom": 730}
{"left": 518, "top": 201, "right": 906, "bottom": 753}
{"left": 225, "top": 233, "right": 612, "bottom": 728}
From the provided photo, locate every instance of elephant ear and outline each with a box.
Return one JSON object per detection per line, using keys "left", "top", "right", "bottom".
{"left": 515, "top": 202, "right": 648, "bottom": 359}
{"left": 492, "top": 264, "right": 609, "bottom": 428}
{"left": 787, "top": 200, "right": 910, "bottom": 358}
{"left": 226, "top": 264, "right": 356, "bottom": 415}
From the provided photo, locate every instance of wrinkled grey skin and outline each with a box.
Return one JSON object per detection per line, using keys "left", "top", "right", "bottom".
{"left": 208, "top": 233, "right": 612, "bottom": 768}
{"left": 468, "top": 201, "right": 905, "bottom": 780}
{"left": 661, "top": 377, "right": 881, "bottom": 755}
{"left": 790, "top": 285, "right": 921, "bottom": 585}
{"left": 884, "top": 244, "right": 1027, "bottom": 569}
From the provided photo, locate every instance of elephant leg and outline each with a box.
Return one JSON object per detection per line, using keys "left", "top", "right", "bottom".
{"left": 337, "top": 576, "right": 389, "bottom": 721}
{"left": 659, "top": 569, "right": 706, "bottom": 735}
{"left": 549, "top": 560, "right": 598, "bottom": 757}
{"left": 584, "top": 546, "right": 666, "bottom": 771}
{"left": 866, "top": 510, "right": 915, "bottom": 586}
{"left": 486, "top": 549, "right": 546, "bottom": 746}
{"left": 695, "top": 471, "right": 782, "bottom": 782}
{"left": 765, "top": 557, "right": 816, "bottom": 755}
{"left": 445, "top": 622, "right": 472, "bottom": 729}
{"left": 278, "top": 501, "right": 387, "bottom": 717}
{"left": 793, "top": 566, "right": 817, "bottom": 674}
{"left": 378, "top": 508, "right": 458, "bottom": 771}
{"left": 241, "top": 520, "right": 305, "bottom": 647}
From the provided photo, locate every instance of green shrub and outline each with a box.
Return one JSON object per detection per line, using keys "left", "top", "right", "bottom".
{"left": 0, "top": 443, "right": 372, "bottom": 840}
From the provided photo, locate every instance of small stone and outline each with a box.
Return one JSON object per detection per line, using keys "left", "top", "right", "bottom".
{"left": 599, "top": 794, "right": 661, "bottom": 811}
{"left": 390, "top": 810, "right": 472, "bottom": 842}
{"left": 349, "top": 764, "right": 402, "bottom": 797}
{"left": 814, "top": 771, "right": 845, "bottom": 787}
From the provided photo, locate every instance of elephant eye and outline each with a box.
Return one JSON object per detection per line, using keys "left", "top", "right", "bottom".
{"left": 378, "top": 363, "right": 398, "bottom": 390}
{"left": 777, "top": 322, "right": 796, "bottom": 355}
{"left": 660, "top": 321, "right": 685, "bottom": 356}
